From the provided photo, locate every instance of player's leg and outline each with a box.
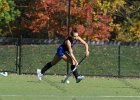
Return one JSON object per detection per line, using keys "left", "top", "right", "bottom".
{"left": 61, "top": 53, "right": 78, "bottom": 78}
{"left": 37, "top": 46, "right": 64, "bottom": 80}
{"left": 41, "top": 54, "right": 61, "bottom": 74}
{"left": 39, "top": 52, "right": 70, "bottom": 77}
{"left": 71, "top": 64, "right": 78, "bottom": 79}
{"left": 60, "top": 53, "right": 79, "bottom": 82}
{"left": 64, "top": 53, "right": 79, "bottom": 81}
{"left": 37, "top": 54, "right": 62, "bottom": 80}
{"left": 65, "top": 53, "right": 84, "bottom": 83}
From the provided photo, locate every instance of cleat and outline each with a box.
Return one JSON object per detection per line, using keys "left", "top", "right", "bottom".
{"left": 76, "top": 75, "right": 85, "bottom": 83}
{"left": 37, "top": 69, "right": 43, "bottom": 80}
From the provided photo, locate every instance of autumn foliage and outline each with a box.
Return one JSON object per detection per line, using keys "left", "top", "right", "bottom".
{"left": 2, "top": 0, "right": 139, "bottom": 42}
{"left": 21, "top": 0, "right": 113, "bottom": 41}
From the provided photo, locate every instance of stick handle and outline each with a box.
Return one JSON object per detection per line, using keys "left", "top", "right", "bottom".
{"left": 62, "top": 55, "right": 86, "bottom": 83}
{"left": 72, "top": 55, "right": 86, "bottom": 72}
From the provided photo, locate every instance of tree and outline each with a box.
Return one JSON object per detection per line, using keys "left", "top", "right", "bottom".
{"left": 21, "top": 0, "right": 112, "bottom": 40}
{"left": 117, "top": 0, "right": 140, "bottom": 41}
{"left": 0, "top": 0, "right": 20, "bottom": 36}
{"left": 19, "top": 0, "right": 140, "bottom": 41}
{"left": 98, "top": 0, "right": 140, "bottom": 41}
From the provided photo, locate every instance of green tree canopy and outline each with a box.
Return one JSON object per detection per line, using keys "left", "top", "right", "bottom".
{"left": 0, "top": 0, "right": 20, "bottom": 36}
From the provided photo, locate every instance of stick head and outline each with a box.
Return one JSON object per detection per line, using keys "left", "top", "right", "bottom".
{"left": 61, "top": 79, "right": 70, "bottom": 84}
{"left": 61, "top": 80, "right": 64, "bottom": 83}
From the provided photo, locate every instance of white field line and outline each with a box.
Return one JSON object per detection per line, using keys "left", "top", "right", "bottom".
{"left": 0, "top": 95, "right": 140, "bottom": 98}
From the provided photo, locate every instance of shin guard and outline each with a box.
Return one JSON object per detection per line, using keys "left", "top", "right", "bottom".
{"left": 71, "top": 65, "right": 78, "bottom": 79}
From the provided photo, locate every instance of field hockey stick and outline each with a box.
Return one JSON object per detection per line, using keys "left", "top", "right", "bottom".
{"left": 62, "top": 55, "right": 86, "bottom": 83}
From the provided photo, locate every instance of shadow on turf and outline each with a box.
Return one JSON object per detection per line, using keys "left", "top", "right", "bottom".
{"left": 91, "top": 85, "right": 138, "bottom": 89}
{"left": 119, "top": 79, "right": 140, "bottom": 93}
{"left": 26, "top": 79, "right": 67, "bottom": 93}
{"left": 27, "top": 80, "right": 42, "bottom": 83}
{"left": 43, "top": 78, "right": 67, "bottom": 93}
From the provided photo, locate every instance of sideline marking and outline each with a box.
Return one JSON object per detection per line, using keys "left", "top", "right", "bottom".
{"left": 0, "top": 95, "right": 140, "bottom": 98}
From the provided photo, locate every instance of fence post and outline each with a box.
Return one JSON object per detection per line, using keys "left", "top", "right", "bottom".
{"left": 118, "top": 45, "right": 121, "bottom": 77}
{"left": 18, "top": 35, "right": 22, "bottom": 75}
{"left": 16, "top": 38, "right": 19, "bottom": 73}
{"left": 67, "top": 0, "right": 71, "bottom": 74}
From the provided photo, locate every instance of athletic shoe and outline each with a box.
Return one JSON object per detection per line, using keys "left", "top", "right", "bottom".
{"left": 37, "top": 69, "right": 43, "bottom": 80}
{"left": 76, "top": 75, "right": 85, "bottom": 83}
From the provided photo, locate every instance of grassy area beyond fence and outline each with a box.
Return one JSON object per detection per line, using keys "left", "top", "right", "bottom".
{"left": 0, "top": 38, "right": 140, "bottom": 77}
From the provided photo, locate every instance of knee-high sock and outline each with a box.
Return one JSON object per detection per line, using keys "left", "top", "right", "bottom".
{"left": 41, "top": 62, "right": 52, "bottom": 74}
{"left": 71, "top": 65, "right": 78, "bottom": 79}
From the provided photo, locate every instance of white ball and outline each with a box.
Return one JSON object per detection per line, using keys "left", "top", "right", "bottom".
{"left": 66, "top": 80, "right": 70, "bottom": 84}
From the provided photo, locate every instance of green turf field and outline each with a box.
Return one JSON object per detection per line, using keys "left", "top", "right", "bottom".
{"left": 0, "top": 74, "right": 140, "bottom": 100}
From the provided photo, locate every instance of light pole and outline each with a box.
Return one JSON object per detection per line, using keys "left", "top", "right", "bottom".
{"left": 67, "top": 0, "right": 71, "bottom": 74}
{"left": 67, "top": 0, "right": 71, "bottom": 36}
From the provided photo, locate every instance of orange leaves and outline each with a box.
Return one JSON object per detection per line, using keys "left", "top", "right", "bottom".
{"left": 23, "top": 11, "right": 49, "bottom": 32}
{"left": 77, "top": 25, "right": 85, "bottom": 36}
{"left": 71, "top": 2, "right": 93, "bottom": 21}
{"left": 69, "top": 0, "right": 113, "bottom": 41}
{"left": 22, "top": 0, "right": 63, "bottom": 33}
{"left": 82, "top": 3, "right": 93, "bottom": 21}
{"left": 22, "top": 0, "right": 113, "bottom": 40}
{"left": 96, "top": 15, "right": 112, "bottom": 23}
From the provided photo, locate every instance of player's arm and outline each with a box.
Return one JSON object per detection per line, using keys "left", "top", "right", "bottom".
{"left": 65, "top": 40, "right": 78, "bottom": 65}
{"left": 77, "top": 37, "right": 89, "bottom": 57}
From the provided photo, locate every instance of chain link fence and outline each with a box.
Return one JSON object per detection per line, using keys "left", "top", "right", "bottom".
{"left": 0, "top": 37, "right": 140, "bottom": 77}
